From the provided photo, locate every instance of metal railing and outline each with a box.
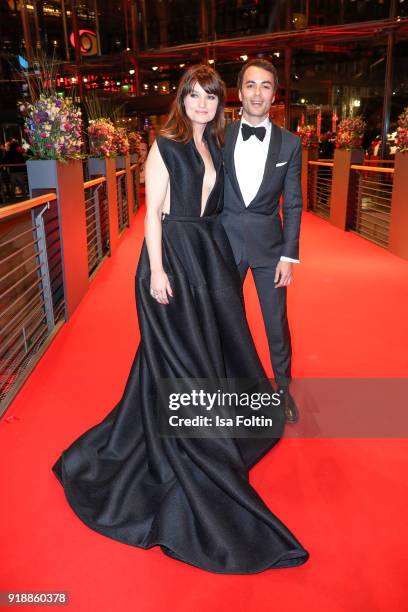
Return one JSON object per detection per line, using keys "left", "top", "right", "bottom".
{"left": 349, "top": 165, "right": 394, "bottom": 248}
{"left": 0, "top": 193, "right": 65, "bottom": 416}
{"left": 307, "top": 161, "right": 334, "bottom": 219}
{"left": 130, "top": 163, "right": 139, "bottom": 213}
{"left": 115, "top": 170, "right": 129, "bottom": 233}
{"left": 84, "top": 177, "right": 110, "bottom": 277}
{"left": 363, "top": 159, "right": 395, "bottom": 166}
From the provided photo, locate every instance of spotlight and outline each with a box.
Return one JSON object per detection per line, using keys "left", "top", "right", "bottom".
{"left": 240, "top": 55, "right": 248, "bottom": 61}
{"left": 129, "top": 69, "right": 135, "bottom": 75}
{"left": 179, "top": 63, "right": 185, "bottom": 68}
{"left": 152, "top": 66, "right": 159, "bottom": 71}
{"left": 208, "top": 59, "right": 214, "bottom": 65}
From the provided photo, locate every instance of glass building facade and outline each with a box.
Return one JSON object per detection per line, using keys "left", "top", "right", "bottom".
{"left": 1, "top": 1, "right": 408, "bottom": 137}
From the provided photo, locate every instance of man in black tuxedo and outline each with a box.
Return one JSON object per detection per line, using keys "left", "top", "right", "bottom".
{"left": 221, "top": 59, "right": 302, "bottom": 423}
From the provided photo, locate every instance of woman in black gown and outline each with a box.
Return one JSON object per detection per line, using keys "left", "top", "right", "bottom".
{"left": 52, "top": 65, "right": 309, "bottom": 574}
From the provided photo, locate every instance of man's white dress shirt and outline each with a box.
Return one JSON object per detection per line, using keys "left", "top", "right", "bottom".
{"left": 234, "top": 117, "right": 299, "bottom": 264}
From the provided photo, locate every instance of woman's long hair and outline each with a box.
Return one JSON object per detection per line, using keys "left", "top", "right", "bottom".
{"left": 159, "top": 65, "right": 226, "bottom": 147}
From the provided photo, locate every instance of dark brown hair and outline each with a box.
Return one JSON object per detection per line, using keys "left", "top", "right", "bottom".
{"left": 237, "top": 59, "right": 279, "bottom": 93}
{"left": 160, "top": 64, "right": 226, "bottom": 147}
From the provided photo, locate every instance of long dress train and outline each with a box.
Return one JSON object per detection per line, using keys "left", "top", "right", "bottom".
{"left": 52, "top": 131, "right": 309, "bottom": 574}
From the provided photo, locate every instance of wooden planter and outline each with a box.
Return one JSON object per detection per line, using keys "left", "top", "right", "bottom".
{"left": 87, "top": 157, "right": 108, "bottom": 176}
{"left": 329, "top": 147, "right": 364, "bottom": 230}
{"left": 26, "top": 159, "right": 89, "bottom": 320}
{"left": 115, "top": 155, "right": 126, "bottom": 170}
{"left": 389, "top": 151, "right": 408, "bottom": 260}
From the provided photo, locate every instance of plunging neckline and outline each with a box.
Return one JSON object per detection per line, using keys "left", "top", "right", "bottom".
{"left": 191, "top": 137, "right": 218, "bottom": 218}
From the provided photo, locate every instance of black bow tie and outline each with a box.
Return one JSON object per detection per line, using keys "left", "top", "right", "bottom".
{"left": 241, "top": 123, "right": 267, "bottom": 142}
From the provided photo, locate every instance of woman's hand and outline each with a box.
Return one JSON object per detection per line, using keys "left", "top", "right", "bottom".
{"left": 150, "top": 270, "right": 173, "bottom": 305}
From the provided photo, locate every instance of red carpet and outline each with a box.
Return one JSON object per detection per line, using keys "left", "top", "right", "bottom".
{"left": 1, "top": 206, "right": 407, "bottom": 611}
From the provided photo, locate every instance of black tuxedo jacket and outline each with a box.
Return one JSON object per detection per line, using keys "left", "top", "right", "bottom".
{"left": 220, "top": 120, "right": 303, "bottom": 267}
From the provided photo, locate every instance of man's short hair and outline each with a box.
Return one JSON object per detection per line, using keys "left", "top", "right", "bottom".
{"left": 237, "top": 59, "right": 279, "bottom": 93}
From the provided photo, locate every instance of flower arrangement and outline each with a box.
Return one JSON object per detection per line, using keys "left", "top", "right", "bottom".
{"left": 128, "top": 131, "right": 142, "bottom": 154}
{"left": 298, "top": 124, "right": 319, "bottom": 149}
{"left": 19, "top": 95, "right": 83, "bottom": 161}
{"left": 87, "top": 118, "right": 116, "bottom": 157}
{"left": 112, "top": 127, "right": 130, "bottom": 156}
{"left": 395, "top": 107, "right": 408, "bottom": 153}
{"left": 335, "top": 116, "right": 366, "bottom": 150}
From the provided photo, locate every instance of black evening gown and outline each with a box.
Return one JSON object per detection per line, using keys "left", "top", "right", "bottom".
{"left": 52, "top": 131, "right": 309, "bottom": 574}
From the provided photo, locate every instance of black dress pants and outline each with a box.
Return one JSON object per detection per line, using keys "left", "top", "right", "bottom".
{"left": 237, "top": 257, "right": 292, "bottom": 387}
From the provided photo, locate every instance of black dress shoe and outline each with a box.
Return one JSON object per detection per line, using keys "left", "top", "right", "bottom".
{"left": 278, "top": 387, "right": 299, "bottom": 424}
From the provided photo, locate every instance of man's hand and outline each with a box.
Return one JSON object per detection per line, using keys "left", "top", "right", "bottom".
{"left": 274, "top": 261, "right": 293, "bottom": 288}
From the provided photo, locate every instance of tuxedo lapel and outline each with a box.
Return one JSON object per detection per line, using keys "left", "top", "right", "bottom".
{"left": 224, "top": 121, "right": 246, "bottom": 207}
{"left": 247, "top": 121, "right": 282, "bottom": 208}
